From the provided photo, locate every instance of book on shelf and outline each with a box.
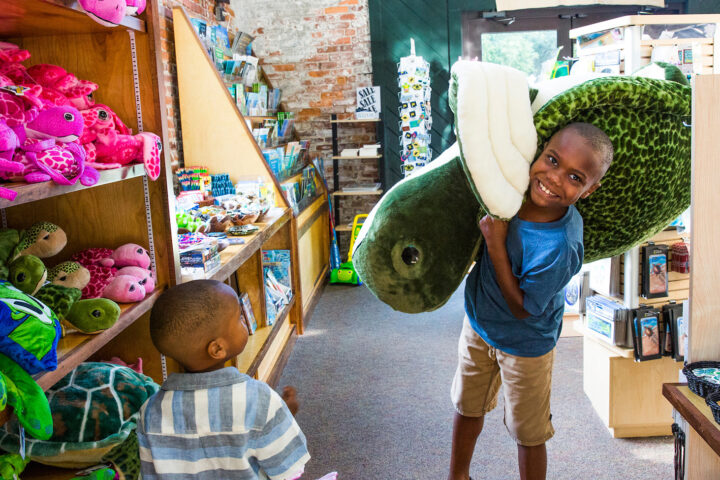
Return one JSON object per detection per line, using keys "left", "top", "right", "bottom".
{"left": 240, "top": 292, "right": 257, "bottom": 334}
{"left": 231, "top": 32, "right": 254, "bottom": 55}
{"left": 262, "top": 250, "right": 293, "bottom": 326}
{"left": 340, "top": 148, "right": 358, "bottom": 157}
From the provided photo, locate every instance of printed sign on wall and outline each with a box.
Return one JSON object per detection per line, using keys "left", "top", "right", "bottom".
{"left": 356, "top": 86, "right": 381, "bottom": 118}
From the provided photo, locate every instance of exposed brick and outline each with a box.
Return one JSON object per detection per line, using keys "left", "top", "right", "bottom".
{"left": 324, "top": 6, "right": 348, "bottom": 14}
{"left": 271, "top": 64, "right": 296, "bottom": 72}
{"left": 340, "top": 13, "right": 355, "bottom": 20}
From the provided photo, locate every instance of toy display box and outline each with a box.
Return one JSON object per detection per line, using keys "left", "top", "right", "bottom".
{"left": 585, "top": 295, "right": 633, "bottom": 347}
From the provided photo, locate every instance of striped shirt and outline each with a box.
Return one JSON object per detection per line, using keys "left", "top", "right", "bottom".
{"left": 137, "top": 367, "right": 310, "bottom": 480}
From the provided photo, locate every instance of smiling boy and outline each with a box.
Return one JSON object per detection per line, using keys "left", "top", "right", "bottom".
{"left": 448, "top": 123, "right": 613, "bottom": 480}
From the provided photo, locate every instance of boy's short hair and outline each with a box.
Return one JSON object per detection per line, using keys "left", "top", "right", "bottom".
{"left": 562, "top": 122, "right": 614, "bottom": 175}
{"left": 150, "top": 280, "right": 238, "bottom": 360}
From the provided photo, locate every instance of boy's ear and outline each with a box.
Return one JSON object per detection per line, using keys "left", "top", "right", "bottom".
{"left": 581, "top": 182, "right": 601, "bottom": 199}
{"left": 207, "top": 338, "right": 227, "bottom": 360}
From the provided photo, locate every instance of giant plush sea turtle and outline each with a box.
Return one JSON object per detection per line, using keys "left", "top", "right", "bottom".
{"left": 0, "top": 362, "right": 158, "bottom": 480}
{"left": 353, "top": 60, "right": 691, "bottom": 313}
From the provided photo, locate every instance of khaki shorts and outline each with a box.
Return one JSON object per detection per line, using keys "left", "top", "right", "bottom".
{"left": 451, "top": 316, "right": 555, "bottom": 446}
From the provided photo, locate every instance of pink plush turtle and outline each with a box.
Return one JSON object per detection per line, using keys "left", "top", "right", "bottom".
{"left": 79, "top": 104, "right": 162, "bottom": 180}
{"left": 26, "top": 64, "right": 98, "bottom": 111}
{"left": 77, "top": 0, "right": 146, "bottom": 27}
{"left": 2, "top": 106, "right": 100, "bottom": 187}
{"left": 0, "top": 43, "right": 30, "bottom": 64}
{"left": 71, "top": 244, "right": 154, "bottom": 302}
{"left": 0, "top": 75, "right": 43, "bottom": 128}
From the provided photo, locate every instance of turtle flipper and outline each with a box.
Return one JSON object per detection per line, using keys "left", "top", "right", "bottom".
{"left": 103, "top": 430, "right": 141, "bottom": 480}
{"left": 0, "top": 353, "right": 52, "bottom": 440}
{"left": 0, "top": 453, "right": 30, "bottom": 479}
{"left": 353, "top": 144, "right": 482, "bottom": 314}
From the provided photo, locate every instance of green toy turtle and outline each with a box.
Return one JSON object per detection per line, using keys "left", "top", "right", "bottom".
{"left": 353, "top": 61, "right": 691, "bottom": 313}
{"left": 0, "top": 363, "right": 158, "bottom": 480}
{"left": 0, "top": 222, "right": 67, "bottom": 279}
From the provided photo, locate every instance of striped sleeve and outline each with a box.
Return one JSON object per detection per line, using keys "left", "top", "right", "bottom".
{"left": 251, "top": 388, "right": 310, "bottom": 480}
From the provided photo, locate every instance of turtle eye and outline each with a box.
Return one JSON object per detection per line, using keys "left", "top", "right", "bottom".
{"left": 98, "top": 110, "right": 108, "bottom": 120}
{"left": 137, "top": 248, "right": 144, "bottom": 254}
{"left": 139, "top": 278, "right": 147, "bottom": 285}
{"left": 63, "top": 112, "right": 74, "bottom": 121}
{"left": 16, "top": 273, "right": 25, "bottom": 282}
{"left": 92, "top": 309, "right": 101, "bottom": 317}
{"left": 59, "top": 274, "right": 67, "bottom": 281}
{"left": 43, "top": 234, "right": 50, "bottom": 240}
{"left": 129, "top": 285, "right": 135, "bottom": 292}
{"left": 402, "top": 246, "right": 420, "bottom": 265}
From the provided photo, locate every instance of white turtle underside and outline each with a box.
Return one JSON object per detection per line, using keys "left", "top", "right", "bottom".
{"left": 452, "top": 60, "right": 537, "bottom": 220}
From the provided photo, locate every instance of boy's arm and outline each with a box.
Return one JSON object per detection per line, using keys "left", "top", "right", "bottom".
{"left": 479, "top": 215, "right": 531, "bottom": 320}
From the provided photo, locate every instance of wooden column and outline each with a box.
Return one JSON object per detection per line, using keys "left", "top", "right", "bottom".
{"left": 687, "top": 74, "right": 720, "bottom": 478}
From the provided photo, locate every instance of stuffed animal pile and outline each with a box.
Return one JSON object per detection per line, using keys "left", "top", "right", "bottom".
{"left": 0, "top": 41, "right": 162, "bottom": 202}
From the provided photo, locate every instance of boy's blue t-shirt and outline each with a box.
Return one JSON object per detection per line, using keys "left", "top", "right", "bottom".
{"left": 465, "top": 205, "right": 584, "bottom": 357}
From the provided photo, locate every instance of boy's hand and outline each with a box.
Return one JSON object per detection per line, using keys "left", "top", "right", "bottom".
{"left": 479, "top": 215, "right": 508, "bottom": 250}
{"left": 282, "top": 386, "right": 299, "bottom": 416}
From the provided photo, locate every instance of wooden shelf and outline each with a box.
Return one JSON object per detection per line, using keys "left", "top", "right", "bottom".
{"left": 247, "top": 115, "right": 278, "bottom": 121}
{"left": 34, "top": 289, "right": 163, "bottom": 391}
{"left": 332, "top": 189, "right": 383, "bottom": 196}
{"left": 202, "top": 208, "right": 292, "bottom": 283}
{"left": 335, "top": 224, "right": 352, "bottom": 232}
{"left": 237, "top": 296, "right": 295, "bottom": 376}
{"left": 330, "top": 118, "right": 381, "bottom": 124}
{"left": 332, "top": 155, "right": 383, "bottom": 159}
{"left": 579, "top": 322, "right": 635, "bottom": 359}
{"left": 0, "top": 164, "right": 146, "bottom": 209}
{"left": 664, "top": 383, "right": 720, "bottom": 456}
{"left": 0, "top": 0, "right": 146, "bottom": 36}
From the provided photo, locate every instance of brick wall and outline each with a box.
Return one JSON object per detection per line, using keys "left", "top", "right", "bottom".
{"left": 158, "top": 0, "right": 379, "bottom": 251}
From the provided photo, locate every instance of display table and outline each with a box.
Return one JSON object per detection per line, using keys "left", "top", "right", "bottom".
{"left": 582, "top": 333, "right": 682, "bottom": 437}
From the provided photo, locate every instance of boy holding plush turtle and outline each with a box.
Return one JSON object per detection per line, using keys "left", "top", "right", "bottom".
{"left": 448, "top": 123, "right": 613, "bottom": 480}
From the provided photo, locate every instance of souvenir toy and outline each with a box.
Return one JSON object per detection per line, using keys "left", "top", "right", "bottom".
{"left": 0, "top": 362, "right": 158, "bottom": 480}
{"left": 353, "top": 61, "right": 691, "bottom": 313}
{"left": 228, "top": 224, "right": 258, "bottom": 236}
{"left": 0, "top": 43, "right": 30, "bottom": 64}
{"left": 78, "top": 0, "right": 146, "bottom": 27}
{"left": 0, "top": 221, "right": 67, "bottom": 279}
{"left": 48, "top": 261, "right": 91, "bottom": 290}
{"left": 0, "top": 75, "right": 43, "bottom": 128}
{"left": 26, "top": 64, "right": 98, "bottom": 111}
{"left": 71, "top": 244, "right": 153, "bottom": 302}
{"left": 5, "top": 106, "right": 100, "bottom": 188}
{"left": 7, "top": 255, "right": 120, "bottom": 334}
{"left": 0, "top": 280, "right": 59, "bottom": 440}
{"left": 79, "top": 104, "right": 162, "bottom": 180}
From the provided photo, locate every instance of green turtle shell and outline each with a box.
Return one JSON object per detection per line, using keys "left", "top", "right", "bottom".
{"left": 533, "top": 76, "right": 691, "bottom": 261}
{"left": 0, "top": 362, "right": 158, "bottom": 469}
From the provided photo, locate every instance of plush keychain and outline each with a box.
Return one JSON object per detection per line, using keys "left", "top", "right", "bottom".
{"left": 79, "top": 104, "right": 162, "bottom": 180}
{"left": 353, "top": 60, "right": 691, "bottom": 313}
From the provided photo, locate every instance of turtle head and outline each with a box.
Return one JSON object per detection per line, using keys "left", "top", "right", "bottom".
{"left": 67, "top": 298, "right": 120, "bottom": 334}
{"left": 14, "top": 222, "right": 66, "bottom": 260}
{"left": 48, "top": 261, "right": 90, "bottom": 290}
{"left": 8, "top": 255, "right": 47, "bottom": 295}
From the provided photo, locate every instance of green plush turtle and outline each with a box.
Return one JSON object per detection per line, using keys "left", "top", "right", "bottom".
{"left": 0, "top": 362, "right": 158, "bottom": 480}
{"left": 353, "top": 60, "right": 690, "bottom": 313}
{"left": 8, "top": 255, "right": 120, "bottom": 334}
{"left": 0, "top": 222, "right": 67, "bottom": 279}
{"left": 47, "top": 261, "right": 92, "bottom": 291}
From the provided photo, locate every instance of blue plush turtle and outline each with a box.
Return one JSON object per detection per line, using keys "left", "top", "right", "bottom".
{"left": 0, "top": 279, "right": 60, "bottom": 441}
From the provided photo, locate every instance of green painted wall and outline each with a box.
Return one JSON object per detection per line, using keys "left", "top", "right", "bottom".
{"left": 370, "top": 0, "right": 718, "bottom": 188}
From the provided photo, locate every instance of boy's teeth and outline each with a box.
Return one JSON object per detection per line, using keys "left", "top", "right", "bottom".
{"left": 539, "top": 181, "right": 553, "bottom": 195}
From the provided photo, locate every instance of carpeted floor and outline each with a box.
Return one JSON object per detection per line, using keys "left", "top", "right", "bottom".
{"left": 279, "top": 283, "right": 673, "bottom": 480}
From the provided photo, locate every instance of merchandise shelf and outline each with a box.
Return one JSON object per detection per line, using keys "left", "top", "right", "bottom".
{"left": 34, "top": 289, "right": 163, "bottom": 391}
{"left": 332, "top": 189, "right": 383, "bottom": 196}
{"left": 332, "top": 154, "right": 383, "bottom": 160}
{"left": 205, "top": 207, "right": 292, "bottom": 283}
{"left": 664, "top": 383, "right": 720, "bottom": 456}
{"left": 0, "top": 164, "right": 146, "bottom": 209}
{"left": 237, "top": 296, "right": 295, "bottom": 376}
{"left": 335, "top": 224, "right": 352, "bottom": 232}
{"left": 330, "top": 118, "right": 381, "bottom": 124}
{"left": 0, "top": 0, "right": 146, "bottom": 36}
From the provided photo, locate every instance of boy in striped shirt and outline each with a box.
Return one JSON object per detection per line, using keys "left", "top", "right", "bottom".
{"left": 137, "top": 280, "right": 310, "bottom": 479}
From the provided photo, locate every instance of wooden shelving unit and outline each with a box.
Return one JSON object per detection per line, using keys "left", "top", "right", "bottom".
{"left": 664, "top": 384, "right": 720, "bottom": 457}
{"left": 332, "top": 154, "right": 383, "bottom": 160}
{"left": 330, "top": 118, "right": 381, "bottom": 124}
{"left": 0, "top": 0, "right": 176, "bottom": 477}
{"left": 332, "top": 189, "right": 383, "bottom": 196}
{"left": 173, "top": 6, "right": 328, "bottom": 379}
